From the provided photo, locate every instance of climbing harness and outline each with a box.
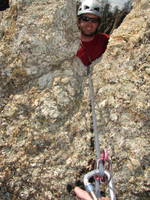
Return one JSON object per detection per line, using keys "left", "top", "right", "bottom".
{"left": 83, "top": 66, "right": 116, "bottom": 200}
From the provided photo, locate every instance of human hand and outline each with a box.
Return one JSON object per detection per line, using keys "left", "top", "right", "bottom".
{"left": 74, "top": 186, "right": 92, "bottom": 200}
{"left": 74, "top": 186, "right": 110, "bottom": 200}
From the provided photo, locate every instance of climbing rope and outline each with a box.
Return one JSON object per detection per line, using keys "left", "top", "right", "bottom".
{"left": 84, "top": 66, "right": 116, "bottom": 200}
{"left": 88, "top": 67, "right": 100, "bottom": 161}
{"left": 88, "top": 67, "right": 101, "bottom": 198}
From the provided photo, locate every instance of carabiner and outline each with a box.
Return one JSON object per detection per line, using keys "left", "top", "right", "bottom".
{"left": 84, "top": 169, "right": 116, "bottom": 200}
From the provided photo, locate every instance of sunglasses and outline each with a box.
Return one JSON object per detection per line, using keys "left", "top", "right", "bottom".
{"left": 79, "top": 15, "right": 100, "bottom": 23}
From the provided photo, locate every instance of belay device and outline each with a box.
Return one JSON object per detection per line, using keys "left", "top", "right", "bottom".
{"left": 84, "top": 67, "right": 116, "bottom": 200}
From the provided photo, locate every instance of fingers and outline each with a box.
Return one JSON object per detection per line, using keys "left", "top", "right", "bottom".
{"left": 74, "top": 186, "right": 110, "bottom": 200}
{"left": 74, "top": 186, "right": 92, "bottom": 200}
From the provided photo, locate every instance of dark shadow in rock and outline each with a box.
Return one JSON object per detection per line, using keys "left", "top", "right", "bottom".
{"left": 0, "top": 0, "right": 9, "bottom": 11}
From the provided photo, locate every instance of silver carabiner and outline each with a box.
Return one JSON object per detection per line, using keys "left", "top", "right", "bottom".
{"left": 84, "top": 169, "right": 116, "bottom": 200}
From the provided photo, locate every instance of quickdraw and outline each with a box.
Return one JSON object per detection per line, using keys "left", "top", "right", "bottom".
{"left": 83, "top": 67, "right": 116, "bottom": 200}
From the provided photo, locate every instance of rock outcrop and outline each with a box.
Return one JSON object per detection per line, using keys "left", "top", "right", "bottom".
{"left": 0, "top": 0, "right": 149, "bottom": 199}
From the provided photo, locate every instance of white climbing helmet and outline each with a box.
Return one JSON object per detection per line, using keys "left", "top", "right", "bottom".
{"left": 77, "top": 0, "right": 101, "bottom": 17}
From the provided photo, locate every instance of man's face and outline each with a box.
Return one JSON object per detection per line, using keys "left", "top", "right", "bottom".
{"left": 77, "top": 13, "right": 100, "bottom": 37}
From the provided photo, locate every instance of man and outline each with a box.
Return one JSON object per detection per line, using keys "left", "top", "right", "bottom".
{"left": 76, "top": 0, "right": 109, "bottom": 66}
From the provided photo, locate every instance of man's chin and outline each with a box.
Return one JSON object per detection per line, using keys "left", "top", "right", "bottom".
{"left": 81, "top": 31, "right": 97, "bottom": 37}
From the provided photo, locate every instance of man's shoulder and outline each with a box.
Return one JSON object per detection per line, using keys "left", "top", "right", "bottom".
{"left": 96, "top": 33, "right": 109, "bottom": 40}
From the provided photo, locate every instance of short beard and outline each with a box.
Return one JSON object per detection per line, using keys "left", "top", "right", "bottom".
{"left": 77, "top": 22, "right": 99, "bottom": 37}
{"left": 80, "top": 29, "right": 98, "bottom": 37}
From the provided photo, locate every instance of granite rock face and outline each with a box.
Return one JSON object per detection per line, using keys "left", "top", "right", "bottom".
{"left": 91, "top": 1, "right": 150, "bottom": 199}
{"left": 0, "top": 0, "right": 149, "bottom": 200}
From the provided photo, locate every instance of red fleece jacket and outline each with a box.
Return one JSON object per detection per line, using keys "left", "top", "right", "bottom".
{"left": 76, "top": 33, "right": 109, "bottom": 66}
